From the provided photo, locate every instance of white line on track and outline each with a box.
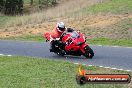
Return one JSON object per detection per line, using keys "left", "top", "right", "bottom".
{"left": 0, "top": 52, "right": 131, "bottom": 72}
{"left": 117, "top": 69, "right": 123, "bottom": 71}
{"left": 104, "top": 67, "right": 111, "bottom": 69}
{"left": 7, "top": 55, "right": 12, "bottom": 56}
{"left": 0, "top": 54, "right": 12, "bottom": 56}
{"left": 88, "top": 65, "right": 93, "bottom": 66}
{"left": 111, "top": 68, "right": 117, "bottom": 70}
{"left": 74, "top": 63, "right": 79, "bottom": 65}
{"left": 73, "top": 63, "right": 132, "bottom": 72}
{"left": 0, "top": 54, "right": 4, "bottom": 56}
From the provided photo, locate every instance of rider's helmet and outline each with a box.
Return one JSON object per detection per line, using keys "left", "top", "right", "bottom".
{"left": 57, "top": 22, "right": 66, "bottom": 33}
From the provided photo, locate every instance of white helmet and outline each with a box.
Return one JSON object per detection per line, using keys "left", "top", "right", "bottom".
{"left": 57, "top": 22, "right": 65, "bottom": 32}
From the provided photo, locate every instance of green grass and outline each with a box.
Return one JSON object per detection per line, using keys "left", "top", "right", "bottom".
{"left": 79, "top": 0, "right": 132, "bottom": 14}
{"left": 0, "top": 56, "right": 131, "bottom": 88}
{"left": 1, "top": 35, "right": 45, "bottom": 42}
{"left": 87, "top": 37, "right": 132, "bottom": 47}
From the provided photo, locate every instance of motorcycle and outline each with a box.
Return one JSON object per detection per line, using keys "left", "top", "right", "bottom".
{"left": 45, "top": 30, "right": 94, "bottom": 59}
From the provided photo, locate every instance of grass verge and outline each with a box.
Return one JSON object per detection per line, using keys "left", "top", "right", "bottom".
{"left": 0, "top": 56, "right": 131, "bottom": 88}
{"left": 87, "top": 37, "right": 132, "bottom": 47}
{"left": 0, "top": 35, "right": 45, "bottom": 42}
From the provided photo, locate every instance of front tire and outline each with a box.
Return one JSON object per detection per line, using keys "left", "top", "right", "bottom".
{"left": 56, "top": 50, "right": 65, "bottom": 56}
{"left": 84, "top": 45, "right": 94, "bottom": 59}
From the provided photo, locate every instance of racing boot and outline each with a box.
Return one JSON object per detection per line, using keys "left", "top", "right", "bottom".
{"left": 50, "top": 40, "right": 56, "bottom": 52}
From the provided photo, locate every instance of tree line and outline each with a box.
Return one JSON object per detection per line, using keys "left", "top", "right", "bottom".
{"left": 0, "top": 0, "right": 57, "bottom": 15}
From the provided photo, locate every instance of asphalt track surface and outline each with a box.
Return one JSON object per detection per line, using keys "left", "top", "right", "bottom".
{"left": 0, "top": 40, "right": 132, "bottom": 71}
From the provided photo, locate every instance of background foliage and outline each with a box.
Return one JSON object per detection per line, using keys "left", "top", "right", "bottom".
{"left": 0, "top": 0, "right": 57, "bottom": 15}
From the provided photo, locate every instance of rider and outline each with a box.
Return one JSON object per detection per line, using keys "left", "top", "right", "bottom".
{"left": 44, "top": 22, "right": 67, "bottom": 52}
{"left": 44, "top": 22, "right": 75, "bottom": 53}
{"left": 44, "top": 22, "right": 66, "bottom": 41}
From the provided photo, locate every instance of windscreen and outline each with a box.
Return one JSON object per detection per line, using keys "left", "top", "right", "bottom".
{"left": 70, "top": 31, "right": 80, "bottom": 38}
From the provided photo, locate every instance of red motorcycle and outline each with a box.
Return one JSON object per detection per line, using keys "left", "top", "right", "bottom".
{"left": 45, "top": 30, "right": 94, "bottom": 59}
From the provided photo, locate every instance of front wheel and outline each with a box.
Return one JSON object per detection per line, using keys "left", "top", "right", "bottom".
{"left": 84, "top": 45, "right": 94, "bottom": 59}
{"left": 56, "top": 51, "right": 65, "bottom": 56}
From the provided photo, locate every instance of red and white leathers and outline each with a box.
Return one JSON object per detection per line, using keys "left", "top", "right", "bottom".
{"left": 44, "top": 23, "right": 65, "bottom": 42}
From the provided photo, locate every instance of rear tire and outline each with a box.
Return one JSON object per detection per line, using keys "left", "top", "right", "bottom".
{"left": 84, "top": 45, "right": 94, "bottom": 59}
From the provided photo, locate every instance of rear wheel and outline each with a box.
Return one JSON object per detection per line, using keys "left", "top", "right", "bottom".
{"left": 84, "top": 45, "right": 94, "bottom": 59}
